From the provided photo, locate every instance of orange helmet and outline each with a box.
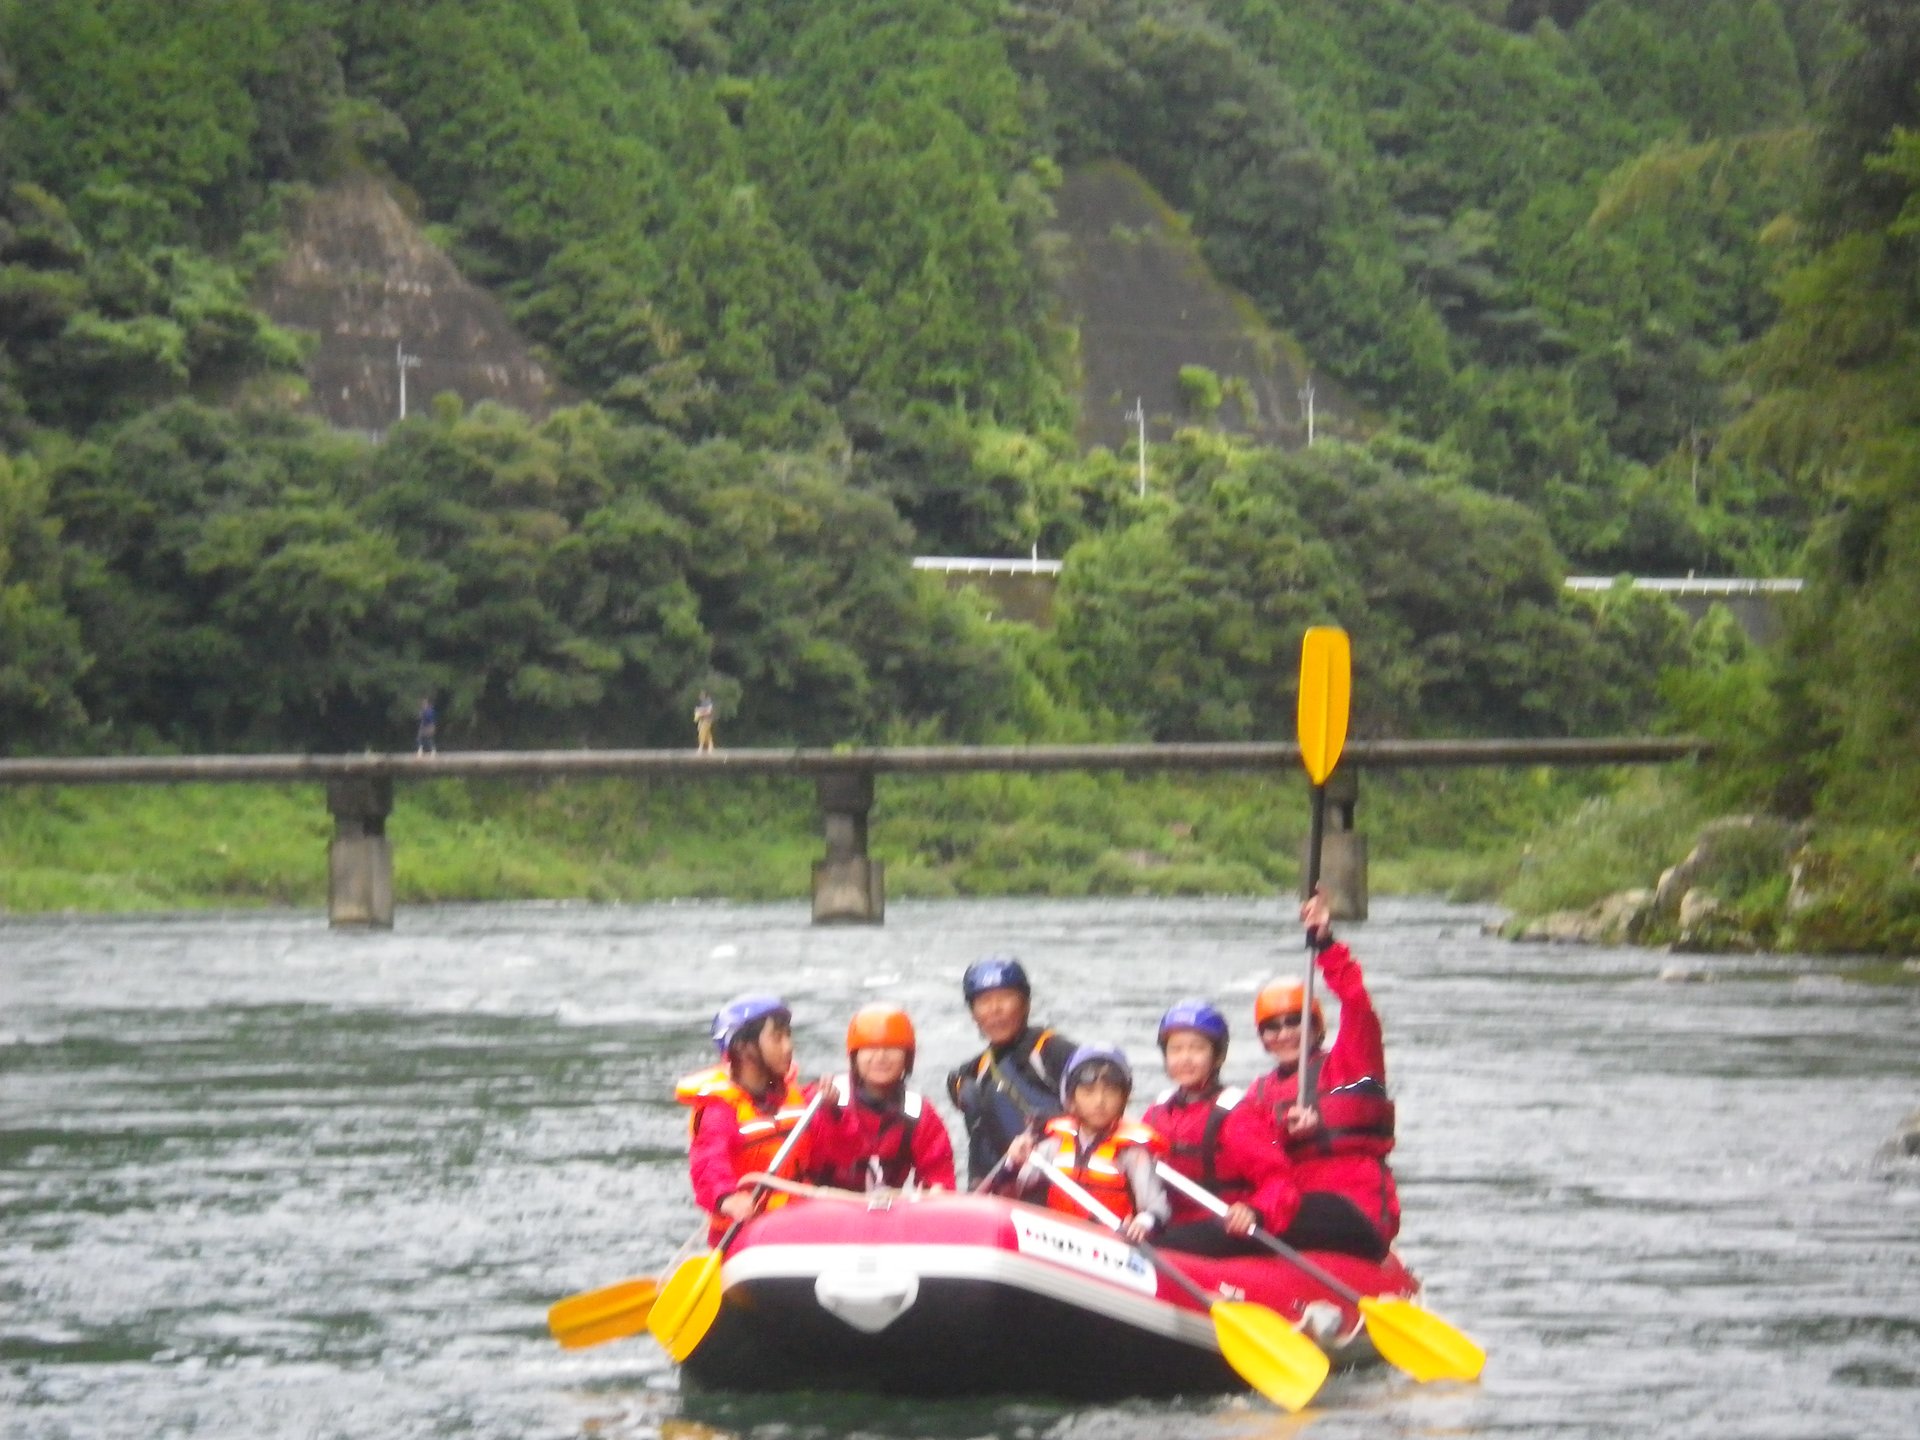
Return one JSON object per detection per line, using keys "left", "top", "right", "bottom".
{"left": 846, "top": 1004, "right": 917, "bottom": 1072}
{"left": 1254, "top": 980, "right": 1324, "bottom": 1036}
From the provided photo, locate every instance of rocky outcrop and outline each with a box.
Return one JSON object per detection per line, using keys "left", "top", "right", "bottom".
{"left": 1876, "top": 1109, "right": 1920, "bottom": 1163}
{"left": 1049, "top": 161, "right": 1357, "bottom": 456}
{"left": 255, "top": 173, "right": 557, "bottom": 433}
{"left": 1501, "top": 888, "right": 1653, "bottom": 945}
{"left": 1506, "top": 814, "right": 1819, "bottom": 951}
{"left": 1652, "top": 816, "right": 1808, "bottom": 924}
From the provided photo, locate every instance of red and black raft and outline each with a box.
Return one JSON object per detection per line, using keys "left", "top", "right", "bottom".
{"left": 675, "top": 1185, "right": 1419, "bottom": 1398}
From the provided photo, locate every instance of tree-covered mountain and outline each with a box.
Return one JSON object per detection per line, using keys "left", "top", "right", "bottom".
{"left": 2, "top": 1, "right": 1913, "bottom": 862}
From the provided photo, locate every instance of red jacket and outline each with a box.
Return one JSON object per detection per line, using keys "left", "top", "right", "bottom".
{"left": 811, "top": 1076, "right": 958, "bottom": 1191}
{"left": 679, "top": 1066, "right": 816, "bottom": 1242}
{"left": 1142, "top": 1084, "right": 1303, "bottom": 1232}
{"left": 1241, "top": 942, "right": 1400, "bottom": 1241}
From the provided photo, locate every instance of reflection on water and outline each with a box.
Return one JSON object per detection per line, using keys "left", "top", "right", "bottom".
{"left": 3, "top": 898, "right": 1916, "bottom": 1438}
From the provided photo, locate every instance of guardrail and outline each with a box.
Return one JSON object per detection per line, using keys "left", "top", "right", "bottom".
{"left": 1563, "top": 576, "right": 1803, "bottom": 596}
{"left": 911, "top": 556, "right": 1065, "bottom": 576}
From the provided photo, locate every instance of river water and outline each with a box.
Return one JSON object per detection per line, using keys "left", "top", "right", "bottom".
{"left": 3, "top": 897, "right": 1916, "bottom": 1439}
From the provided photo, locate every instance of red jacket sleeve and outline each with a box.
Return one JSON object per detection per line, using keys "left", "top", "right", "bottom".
{"left": 1219, "top": 1098, "right": 1302, "bottom": 1232}
{"left": 910, "top": 1104, "right": 958, "bottom": 1189}
{"left": 1317, "top": 942, "right": 1386, "bottom": 1085}
{"left": 687, "top": 1098, "right": 745, "bottom": 1214}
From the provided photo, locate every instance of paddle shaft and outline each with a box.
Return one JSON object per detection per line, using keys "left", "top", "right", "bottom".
{"left": 1031, "top": 1157, "right": 1334, "bottom": 1410}
{"left": 1155, "top": 1160, "right": 1362, "bottom": 1303}
{"left": 1030, "top": 1156, "right": 1221, "bottom": 1312}
{"left": 1301, "top": 786, "right": 1327, "bottom": 1108}
{"left": 971, "top": 1116, "right": 1048, "bottom": 1193}
{"left": 1155, "top": 1160, "right": 1488, "bottom": 1384}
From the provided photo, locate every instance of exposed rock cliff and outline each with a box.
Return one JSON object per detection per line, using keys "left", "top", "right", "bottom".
{"left": 256, "top": 174, "right": 556, "bottom": 433}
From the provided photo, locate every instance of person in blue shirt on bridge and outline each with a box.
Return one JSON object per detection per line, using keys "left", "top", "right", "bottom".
{"left": 414, "top": 697, "right": 437, "bottom": 755}
{"left": 945, "top": 955, "right": 1078, "bottom": 1185}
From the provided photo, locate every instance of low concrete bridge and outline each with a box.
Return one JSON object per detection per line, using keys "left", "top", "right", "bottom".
{"left": 0, "top": 739, "right": 1707, "bottom": 929}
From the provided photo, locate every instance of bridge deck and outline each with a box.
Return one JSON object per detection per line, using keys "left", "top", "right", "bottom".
{"left": 0, "top": 738, "right": 1708, "bottom": 786}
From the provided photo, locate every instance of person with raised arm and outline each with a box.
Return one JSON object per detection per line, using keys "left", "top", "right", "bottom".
{"left": 1237, "top": 887, "right": 1399, "bottom": 1260}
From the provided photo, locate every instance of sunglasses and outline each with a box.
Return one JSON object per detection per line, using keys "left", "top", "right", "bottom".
{"left": 1259, "top": 1016, "right": 1305, "bottom": 1033}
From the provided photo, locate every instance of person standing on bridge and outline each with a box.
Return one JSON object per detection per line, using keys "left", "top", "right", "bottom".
{"left": 693, "top": 691, "right": 717, "bottom": 753}
{"left": 414, "top": 696, "right": 437, "bottom": 756}
{"left": 946, "top": 956, "right": 1078, "bottom": 1185}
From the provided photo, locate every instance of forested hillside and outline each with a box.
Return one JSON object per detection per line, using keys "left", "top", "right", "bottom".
{"left": 1, "top": 2, "right": 1914, "bottom": 933}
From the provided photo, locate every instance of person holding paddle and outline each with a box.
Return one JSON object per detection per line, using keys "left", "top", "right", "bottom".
{"left": 675, "top": 994, "right": 820, "bottom": 1243}
{"left": 992, "top": 1044, "right": 1170, "bottom": 1241}
{"left": 1239, "top": 887, "right": 1399, "bottom": 1261}
{"left": 1142, "top": 1000, "right": 1304, "bottom": 1258}
{"left": 946, "top": 955, "right": 1078, "bottom": 1185}
{"left": 811, "top": 1004, "right": 957, "bottom": 1192}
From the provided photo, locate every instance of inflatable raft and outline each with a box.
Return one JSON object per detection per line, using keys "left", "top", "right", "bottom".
{"left": 675, "top": 1184, "right": 1420, "bottom": 1398}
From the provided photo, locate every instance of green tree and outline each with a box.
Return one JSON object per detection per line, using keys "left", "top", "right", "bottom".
{"left": 1725, "top": 0, "right": 1920, "bottom": 822}
{"left": 0, "top": 448, "right": 89, "bottom": 749}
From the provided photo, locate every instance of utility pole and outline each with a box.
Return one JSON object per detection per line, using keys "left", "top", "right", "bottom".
{"left": 396, "top": 341, "right": 421, "bottom": 422}
{"left": 1125, "top": 397, "right": 1147, "bottom": 497}
{"left": 1298, "top": 375, "right": 1316, "bottom": 448}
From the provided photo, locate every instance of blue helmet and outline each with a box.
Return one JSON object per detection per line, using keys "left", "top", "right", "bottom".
{"left": 962, "top": 954, "right": 1031, "bottom": 1003}
{"left": 1060, "top": 1043, "right": 1133, "bottom": 1107}
{"left": 1157, "top": 999, "right": 1230, "bottom": 1053}
{"left": 711, "top": 993, "right": 791, "bottom": 1055}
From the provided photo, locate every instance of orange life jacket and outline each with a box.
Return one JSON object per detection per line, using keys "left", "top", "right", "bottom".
{"left": 675, "top": 1065, "right": 812, "bottom": 1207}
{"left": 1040, "top": 1116, "right": 1165, "bottom": 1222}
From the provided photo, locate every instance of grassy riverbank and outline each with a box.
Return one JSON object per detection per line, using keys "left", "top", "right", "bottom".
{"left": 1499, "top": 769, "right": 1920, "bottom": 957}
{"left": 8, "top": 767, "right": 1911, "bottom": 956}
{"left": 0, "top": 768, "right": 1615, "bottom": 915}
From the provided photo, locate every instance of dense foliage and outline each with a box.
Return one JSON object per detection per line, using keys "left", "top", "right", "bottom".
{"left": 2, "top": 1, "right": 1913, "bottom": 919}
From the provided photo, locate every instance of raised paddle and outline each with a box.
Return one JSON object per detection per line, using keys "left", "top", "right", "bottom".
{"left": 646, "top": 1086, "right": 830, "bottom": 1361}
{"left": 1029, "top": 1156, "right": 1329, "bottom": 1412}
{"left": 1154, "top": 1161, "right": 1485, "bottom": 1383}
{"left": 1295, "top": 625, "right": 1351, "bottom": 1107}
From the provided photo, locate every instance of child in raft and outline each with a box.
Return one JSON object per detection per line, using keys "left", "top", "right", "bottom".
{"left": 675, "top": 993, "right": 817, "bottom": 1241}
{"left": 994, "top": 1043, "right": 1170, "bottom": 1241}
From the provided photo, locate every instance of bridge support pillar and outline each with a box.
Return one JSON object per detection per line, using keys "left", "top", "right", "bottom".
{"left": 1301, "top": 769, "right": 1368, "bottom": 921}
{"left": 327, "top": 776, "right": 394, "bottom": 929}
{"left": 812, "top": 772, "right": 884, "bottom": 925}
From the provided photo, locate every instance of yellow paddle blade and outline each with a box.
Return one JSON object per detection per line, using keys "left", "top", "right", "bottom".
{"left": 1210, "top": 1300, "right": 1331, "bottom": 1413}
{"left": 645, "top": 1250, "right": 719, "bottom": 1352}
{"left": 1358, "top": 1296, "right": 1487, "bottom": 1382}
{"left": 1296, "top": 627, "right": 1351, "bottom": 786}
{"left": 665, "top": 1264, "right": 726, "bottom": 1362}
{"left": 548, "top": 1277, "right": 660, "bottom": 1350}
